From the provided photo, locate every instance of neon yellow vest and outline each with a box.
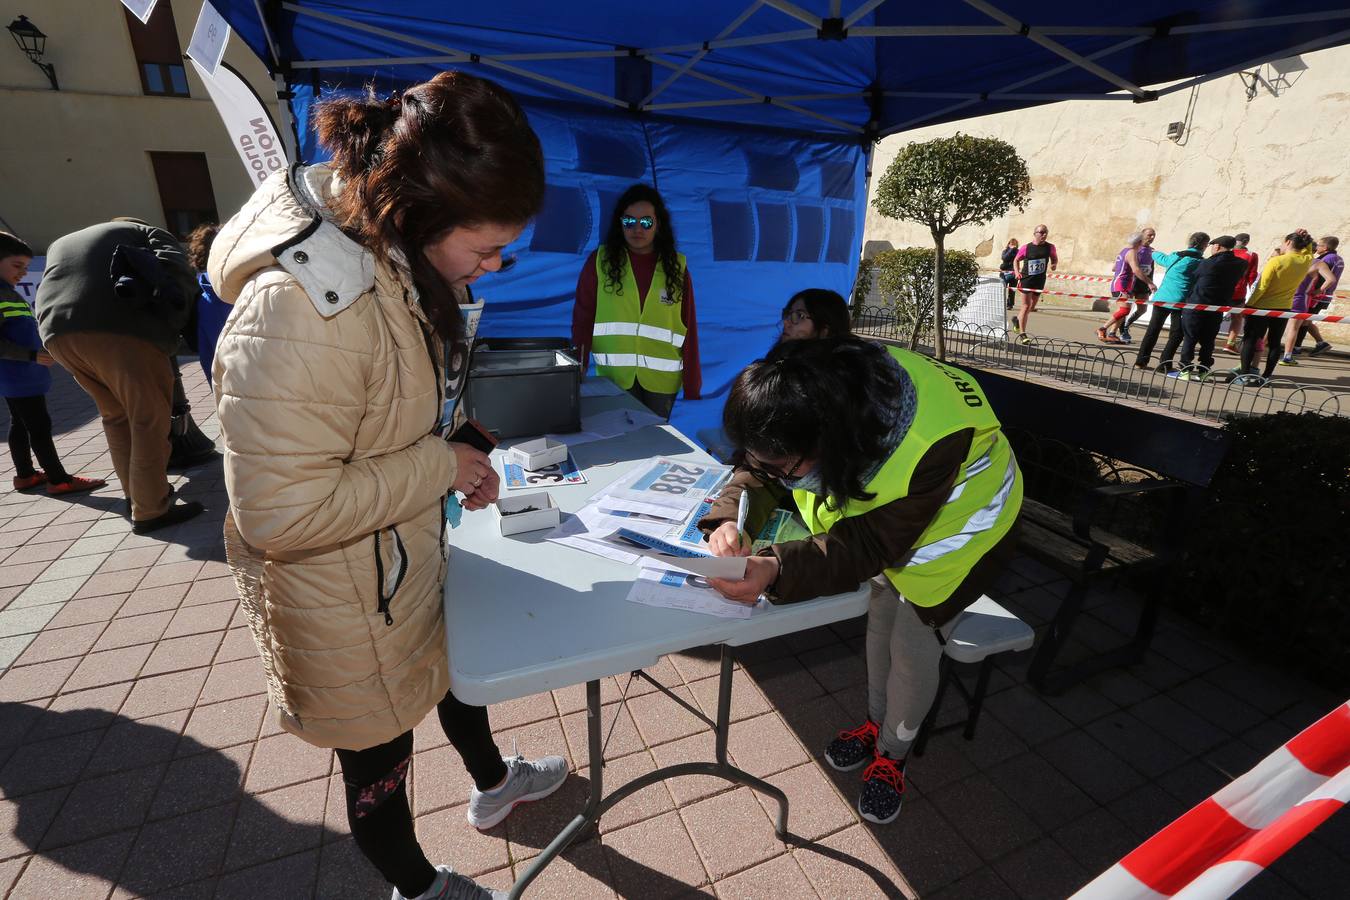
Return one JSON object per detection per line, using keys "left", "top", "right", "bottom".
{"left": 591, "top": 249, "right": 687, "bottom": 394}
{"left": 794, "top": 347, "right": 1023, "bottom": 606}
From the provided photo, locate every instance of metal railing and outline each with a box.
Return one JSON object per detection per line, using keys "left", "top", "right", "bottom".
{"left": 853, "top": 303, "right": 1349, "bottom": 423}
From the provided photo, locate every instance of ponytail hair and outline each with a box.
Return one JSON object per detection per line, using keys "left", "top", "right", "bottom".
{"left": 314, "top": 71, "right": 544, "bottom": 341}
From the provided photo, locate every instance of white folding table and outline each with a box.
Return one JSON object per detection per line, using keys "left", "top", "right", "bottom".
{"left": 443, "top": 389, "right": 869, "bottom": 898}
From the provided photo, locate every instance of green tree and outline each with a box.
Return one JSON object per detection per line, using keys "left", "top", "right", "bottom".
{"left": 873, "top": 134, "right": 1031, "bottom": 359}
{"left": 874, "top": 248, "right": 980, "bottom": 349}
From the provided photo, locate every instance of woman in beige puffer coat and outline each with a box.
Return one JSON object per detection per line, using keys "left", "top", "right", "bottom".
{"left": 211, "top": 72, "right": 566, "bottom": 900}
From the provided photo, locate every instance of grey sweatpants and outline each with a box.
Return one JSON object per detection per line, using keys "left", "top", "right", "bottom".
{"left": 865, "top": 577, "right": 955, "bottom": 758}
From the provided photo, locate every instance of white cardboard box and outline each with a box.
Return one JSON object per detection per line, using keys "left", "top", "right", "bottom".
{"left": 507, "top": 437, "right": 569, "bottom": 471}
{"left": 494, "top": 492, "right": 561, "bottom": 535}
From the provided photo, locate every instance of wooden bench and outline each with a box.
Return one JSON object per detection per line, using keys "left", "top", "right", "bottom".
{"left": 971, "top": 369, "right": 1232, "bottom": 695}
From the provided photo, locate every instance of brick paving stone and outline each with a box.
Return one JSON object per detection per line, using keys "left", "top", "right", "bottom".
{"left": 179, "top": 695, "right": 267, "bottom": 756}
{"left": 12, "top": 622, "right": 104, "bottom": 665}
{"left": 1170, "top": 675, "right": 1268, "bottom": 735}
{"left": 1129, "top": 651, "right": 1192, "bottom": 693}
{"left": 63, "top": 644, "right": 153, "bottom": 692}
{"left": 137, "top": 561, "right": 205, "bottom": 590}
{"left": 197, "top": 658, "right": 268, "bottom": 705}
{"left": 626, "top": 684, "right": 707, "bottom": 748}
{"left": 0, "top": 784, "right": 68, "bottom": 860}
{"left": 714, "top": 849, "right": 818, "bottom": 899}
{"left": 929, "top": 772, "right": 1044, "bottom": 864}
{"left": 37, "top": 552, "right": 108, "bottom": 583}
{"left": 411, "top": 744, "right": 472, "bottom": 818}
{"left": 13, "top": 829, "right": 135, "bottom": 899}
{"left": 727, "top": 712, "right": 811, "bottom": 780}
{"left": 774, "top": 692, "right": 850, "bottom": 765}
{"left": 74, "top": 569, "right": 147, "bottom": 600}
{"left": 551, "top": 675, "right": 625, "bottom": 716}
{"left": 1155, "top": 757, "right": 1235, "bottom": 809}
{"left": 928, "top": 866, "right": 1019, "bottom": 899}
{"left": 96, "top": 546, "right": 165, "bottom": 574}
{"left": 753, "top": 762, "right": 856, "bottom": 843}
{"left": 505, "top": 836, "right": 617, "bottom": 900}
{"left": 680, "top": 788, "right": 788, "bottom": 879}
{"left": 1082, "top": 709, "right": 1192, "bottom": 779}
{"left": 40, "top": 762, "right": 164, "bottom": 849}
{"left": 1050, "top": 807, "right": 1141, "bottom": 877}
{"left": 992, "top": 837, "right": 1091, "bottom": 899}
{"left": 4, "top": 539, "right": 74, "bottom": 566}
{"left": 27, "top": 521, "right": 96, "bottom": 544}
{"left": 315, "top": 836, "right": 389, "bottom": 899}
{"left": 415, "top": 804, "right": 509, "bottom": 879}
{"left": 149, "top": 744, "right": 251, "bottom": 821}
{"left": 648, "top": 730, "right": 734, "bottom": 807}
{"left": 244, "top": 733, "right": 332, "bottom": 794}
{"left": 0, "top": 727, "right": 103, "bottom": 797}
{"left": 119, "top": 668, "right": 210, "bottom": 720}
{"left": 797, "top": 643, "right": 869, "bottom": 694}
{"left": 985, "top": 751, "right": 1096, "bottom": 832}
{"left": 687, "top": 669, "right": 772, "bottom": 724}
{"left": 6, "top": 575, "right": 90, "bottom": 611}
{"left": 0, "top": 657, "right": 79, "bottom": 703}
{"left": 5, "top": 515, "right": 61, "bottom": 536}
{"left": 213, "top": 627, "right": 256, "bottom": 664}
{"left": 117, "top": 583, "right": 191, "bottom": 618}
{"left": 667, "top": 646, "right": 725, "bottom": 683}
{"left": 181, "top": 576, "right": 238, "bottom": 608}
{"left": 215, "top": 849, "right": 318, "bottom": 900}
{"left": 119, "top": 802, "right": 236, "bottom": 895}
{"left": 1127, "top": 692, "right": 1229, "bottom": 756}
{"left": 561, "top": 702, "right": 643, "bottom": 764}
{"left": 582, "top": 748, "right": 674, "bottom": 834}
{"left": 1107, "top": 781, "right": 1189, "bottom": 842}
{"left": 622, "top": 656, "right": 685, "bottom": 698}
{"left": 487, "top": 690, "right": 558, "bottom": 731}
{"left": 603, "top": 810, "right": 710, "bottom": 898}
{"left": 64, "top": 533, "right": 127, "bottom": 558}
{"left": 223, "top": 777, "right": 329, "bottom": 871}
{"left": 1038, "top": 729, "right": 1147, "bottom": 805}
{"left": 0, "top": 526, "right": 40, "bottom": 549}
{"left": 26, "top": 683, "right": 134, "bottom": 742}
{"left": 45, "top": 594, "right": 128, "bottom": 630}
{"left": 0, "top": 602, "right": 63, "bottom": 638}
{"left": 743, "top": 655, "right": 827, "bottom": 709}
{"left": 162, "top": 599, "right": 238, "bottom": 639}
{"left": 141, "top": 633, "right": 224, "bottom": 678}
{"left": 795, "top": 822, "right": 913, "bottom": 899}
{"left": 90, "top": 610, "right": 174, "bottom": 652}
{"left": 85, "top": 709, "right": 189, "bottom": 777}
{"left": 982, "top": 684, "right": 1077, "bottom": 748}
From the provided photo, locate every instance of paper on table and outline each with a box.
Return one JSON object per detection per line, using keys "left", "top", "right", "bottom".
{"left": 545, "top": 408, "right": 666, "bottom": 447}
{"left": 503, "top": 455, "right": 587, "bottom": 490}
{"left": 544, "top": 515, "right": 641, "bottom": 565}
{"left": 625, "top": 567, "right": 765, "bottom": 619}
{"left": 602, "top": 530, "right": 748, "bottom": 579}
{"left": 608, "top": 457, "right": 731, "bottom": 515}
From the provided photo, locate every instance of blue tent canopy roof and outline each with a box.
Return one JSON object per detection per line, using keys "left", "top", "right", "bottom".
{"left": 215, "top": 1, "right": 1350, "bottom": 139}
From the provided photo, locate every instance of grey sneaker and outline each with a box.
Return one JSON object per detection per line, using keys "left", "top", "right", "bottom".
{"left": 466, "top": 751, "right": 569, "bottom": 830}
{"left": 392, "top": 865, "right": 506, "bottom": 900}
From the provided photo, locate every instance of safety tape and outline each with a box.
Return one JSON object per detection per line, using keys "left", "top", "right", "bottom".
{"left": 1042, "top": 271, "right": 1348, "bottom": 299}
{"left": 1011, "top": 285, "right": 1344, "bottom": 322}
{"left": 1072, "top": 702, "right": 1350, "bottom": 900}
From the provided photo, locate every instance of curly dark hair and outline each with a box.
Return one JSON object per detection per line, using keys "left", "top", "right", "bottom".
{"left": 724, "top": 336, "right": 906, "bottom": 505}
{"left": 1285, "top": 231, "right": 1316, "bottom": 253}
{"left": 601, "top": 184, "right": 683, "bottom": 305}
{"left": 782, "top": 288, "right": 851, "bottom": 338}
{"left": 186, "top": 222, "right": 219, "bottom": 272}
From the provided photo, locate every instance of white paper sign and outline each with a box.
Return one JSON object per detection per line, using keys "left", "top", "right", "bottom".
{"left": 120, "top": 0, "right": 160, "bottom": 25}
{"left": 186, "top": 1, "right": 231, "bottom": 75}
{"left": 190, "top": 59, "right": 289, "bottom": 186}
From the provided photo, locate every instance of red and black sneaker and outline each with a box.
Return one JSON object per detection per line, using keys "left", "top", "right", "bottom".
{"left": 47, "top": 475, "right": 106, "bottom": 496}
{"left": 12, "top": 471, "right": 47, "bottom": 491}
{"left": 858, "top": 749, "right": 906, "bottom": 825}
{"left": 824, "top": 719, "right": 878, "bottom": 772}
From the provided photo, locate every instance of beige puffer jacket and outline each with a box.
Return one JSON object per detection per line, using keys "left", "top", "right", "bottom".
{"left": 210, "top": 165, "right": 458, "bottom": 751}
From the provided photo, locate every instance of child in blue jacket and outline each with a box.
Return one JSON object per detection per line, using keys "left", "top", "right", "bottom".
{"left": 1, "top": 233, "right": 104, "bottom": 494}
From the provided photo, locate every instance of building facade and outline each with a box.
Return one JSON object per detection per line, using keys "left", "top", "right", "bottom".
{"left": 1, "top": 0, "right": 280, "bottom": 253}
{"left": 864, "top": 45, "right": 1350, "bottom": 282}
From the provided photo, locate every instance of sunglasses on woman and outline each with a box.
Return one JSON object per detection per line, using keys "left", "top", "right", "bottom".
{"left": 621, "top": 215, "right": 655, "bottom": 230}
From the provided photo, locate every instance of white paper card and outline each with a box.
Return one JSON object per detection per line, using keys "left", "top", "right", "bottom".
{"left": 121, "top": 0, "right": 160, "bottom": 25}
{"left": 186, "top": 0, "right": 230, "bottom": 74}
{"left": 626, "top": 567, "right": 765, "bottom": 619}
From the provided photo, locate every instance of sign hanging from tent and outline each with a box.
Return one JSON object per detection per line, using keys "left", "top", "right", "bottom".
{"left": 190, "top": 59, "right": 289, "bottom": 185}
{"left": 186, "top": 0, "right": 230, "bottom": 76}
{"left": 119, "top": 0, "right": 159, "bottom": 25}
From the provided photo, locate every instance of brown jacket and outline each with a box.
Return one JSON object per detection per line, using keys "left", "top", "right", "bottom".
{"left": 211, "top": 166, "right": 458, "bottom": 750}
{"left": 701, "top": 429, "right": 1014, "bottom": 626}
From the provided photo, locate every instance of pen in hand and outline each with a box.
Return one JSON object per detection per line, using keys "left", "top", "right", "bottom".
{"left": 735, "top": 491, "right": 750, "bottom": 554}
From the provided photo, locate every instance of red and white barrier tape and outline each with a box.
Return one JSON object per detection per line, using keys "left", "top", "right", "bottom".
{"left": 1072, "top": 701, "right": 1350, "bottom": 900}
{"left": 1051, "top": 273, "right": 1112, "bottom": 283}
{"left": 1010, "top": 285, "right": 1344, "bottom": 323}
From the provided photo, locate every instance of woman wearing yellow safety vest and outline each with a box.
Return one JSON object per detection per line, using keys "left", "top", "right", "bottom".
{"left": 701, "top": 336, "right": 1022, "bottom": 825}
{"left": 572, "top": 184, "right": 701, "bottom": 418}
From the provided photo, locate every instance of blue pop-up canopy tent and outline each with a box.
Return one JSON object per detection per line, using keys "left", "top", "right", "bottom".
{"left": 209, "top": 0, "right": 1350, "bottom": 439}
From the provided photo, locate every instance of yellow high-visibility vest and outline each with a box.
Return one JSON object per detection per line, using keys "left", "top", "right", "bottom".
{"left": 591, "top": 248, "right": 687, "bottom": 394}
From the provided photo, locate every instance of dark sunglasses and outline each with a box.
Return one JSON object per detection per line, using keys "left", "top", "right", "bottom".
{"left": 741, "top": 450, "right": 805, "bottom": 485}
{"left": 621, "top": 215, "right": 655, "bottom": 230}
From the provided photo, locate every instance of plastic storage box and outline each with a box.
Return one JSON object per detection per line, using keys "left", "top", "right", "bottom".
{"left": 462, "top": 343, "right": 582, "bottom": 439}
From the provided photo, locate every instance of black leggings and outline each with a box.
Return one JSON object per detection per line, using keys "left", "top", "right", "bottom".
{"left": 5, "top": 395, "right": 68, "bottom": 482}
{"left": 335, "top": 689, "right": 507, "bottom": 898}
{"left": 1239, "top": 317, "right": 1288, "bottom": 378}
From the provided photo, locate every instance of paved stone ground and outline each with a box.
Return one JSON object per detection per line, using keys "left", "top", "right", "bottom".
{"left": 0, "top": 363, "right": 1345, "bottom": 898}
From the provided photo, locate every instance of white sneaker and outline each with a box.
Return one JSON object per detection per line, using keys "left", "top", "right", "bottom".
{"left": 392, "top": 865, "right": 506, "bottom": 900}
{"left": 466, "top": 751, "right": 569, "bottom": 830}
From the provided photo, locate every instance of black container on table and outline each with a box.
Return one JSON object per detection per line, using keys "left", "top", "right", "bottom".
{"left": 462, "top": 339, "right": 582, "bottom": 439}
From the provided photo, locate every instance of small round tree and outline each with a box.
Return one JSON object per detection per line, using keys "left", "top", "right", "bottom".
{"left": 874, "top": 247, "right": 980, "bottom": 349}
{"left": 873, "top": 134, "right": 1031, "bottom": 360}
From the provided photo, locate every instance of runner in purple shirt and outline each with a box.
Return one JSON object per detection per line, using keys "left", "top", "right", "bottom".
{"left": 1280, "top": 236, "right": 1341, "bottom": 363}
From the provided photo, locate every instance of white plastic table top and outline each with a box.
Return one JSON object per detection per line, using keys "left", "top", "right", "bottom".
{"left": 442, "top": 389, "right": 870, "bottom": 707}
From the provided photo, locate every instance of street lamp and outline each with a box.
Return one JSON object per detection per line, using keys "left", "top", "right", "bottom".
{"left": 7, "top": 15, "right": 59, "bottom": 91}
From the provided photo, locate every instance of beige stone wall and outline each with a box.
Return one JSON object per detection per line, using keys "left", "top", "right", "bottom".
{"left": 864, "top": 45, "right": 1350, "bottom": 281}
{"left": 0, "top": 0, "right": 280, "bottom": 252}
